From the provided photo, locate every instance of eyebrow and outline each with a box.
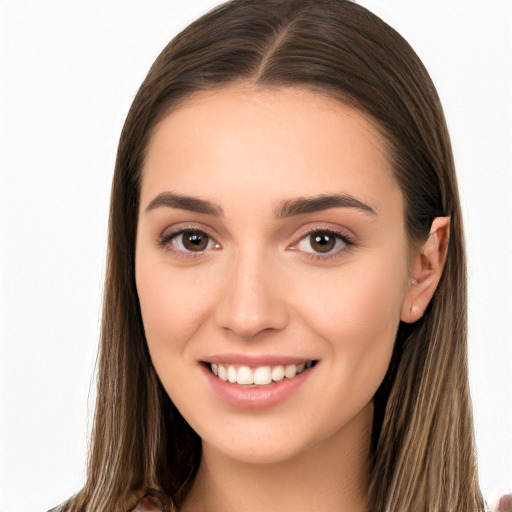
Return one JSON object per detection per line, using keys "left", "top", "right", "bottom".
{"left": 276, "top": 194, "right": 376, "bottom": 218}
{"left": 145, "top": 192, "right": 224, "bottom": 216}
{"left": 144, "top": 192, "right": 376, "bottom": 218}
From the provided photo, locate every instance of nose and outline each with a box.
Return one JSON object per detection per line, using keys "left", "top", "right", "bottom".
{"left": 214, "top": 252, "right": 289, "bottom": 340}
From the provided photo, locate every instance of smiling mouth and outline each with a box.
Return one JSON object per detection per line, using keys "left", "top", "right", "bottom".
{"left": 205, "top": 361, "right": 317, "bottom": 386}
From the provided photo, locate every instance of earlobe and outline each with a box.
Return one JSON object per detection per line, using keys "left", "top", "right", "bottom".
{"left": 400, "top": 217, "right": 450, "bottom": 324}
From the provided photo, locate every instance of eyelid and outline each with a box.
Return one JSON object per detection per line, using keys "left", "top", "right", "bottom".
{"left": 288, "top": 224, "right": 356, "bottom": 260}
{"left": 157, "top": 224, "right": 221, "bottom": 257}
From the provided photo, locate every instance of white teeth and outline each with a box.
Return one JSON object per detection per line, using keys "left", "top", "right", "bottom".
{"left": 227, "top": 365, "right": 237, "bottom": 383}
{"left": 284, "top": 364, "right": 297, "bottom": 379}
{"left": 210, "top": 361, "right": 313, "bottom": 386}
{"left": 271, "top": 365, "right": 285, "bottom": 382}
{"left": 253, "top": 366, "right": 272, "bottom": 385}
{"left": 218, "top": 364, "right": 228, "bottom": 381}
{"left": 237, "top": 366, "right": 254, "bottom": 385}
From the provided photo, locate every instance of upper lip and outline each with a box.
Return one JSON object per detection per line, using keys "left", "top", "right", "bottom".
{"left": 201, "top": 353, "right": 316, "bottom": 366}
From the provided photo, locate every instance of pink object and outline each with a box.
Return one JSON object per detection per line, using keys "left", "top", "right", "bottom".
{"left": 134, "top": 495, "right": 163, "bottom": 511}
{"left": 498, "top": 494, "right": 512, "bottom": 512}
{"left": 202, "top": 360, "right": 315, "bottom": 409}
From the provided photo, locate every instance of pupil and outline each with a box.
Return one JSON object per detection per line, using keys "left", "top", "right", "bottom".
{"left": 311, "top": 233, "right": 335, "bottom": 253}
{"left": 183, "top": 231, "right": 208, "bottom": 251}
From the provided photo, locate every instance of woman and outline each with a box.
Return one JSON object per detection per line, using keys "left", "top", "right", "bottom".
{"left": 50, "top": 0, "right": 494, "bottom": 510}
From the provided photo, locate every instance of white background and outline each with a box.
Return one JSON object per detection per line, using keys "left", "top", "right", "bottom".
{"left": 0, "top": 1, "right": 511, "bottom": 511}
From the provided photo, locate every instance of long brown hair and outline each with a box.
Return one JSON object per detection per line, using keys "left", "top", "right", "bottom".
{"left": 67, "top": 1, "right": 484, "bottom": 510}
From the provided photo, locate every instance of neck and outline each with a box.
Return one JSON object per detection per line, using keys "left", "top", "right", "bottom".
{"left": 181, "top": 403, "right": 373, "bottom": 512}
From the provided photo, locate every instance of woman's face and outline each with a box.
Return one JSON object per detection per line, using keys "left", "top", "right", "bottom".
{"left": 135, "top": 85, "right": 411, "bottom": 464}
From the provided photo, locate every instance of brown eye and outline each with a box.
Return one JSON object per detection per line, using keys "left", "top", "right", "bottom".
{"left": 164, "top": 229, "right": 218, "bottom": 253}
{"left": 309, "top": 232, "right": 336, "bottom": 253}
{"left": 295, "top": 229, "right": 350, "bottom": 257}
{"left": 180, "top": 230, "right": 209, "bottom": 251}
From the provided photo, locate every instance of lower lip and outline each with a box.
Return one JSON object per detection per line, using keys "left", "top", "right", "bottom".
{"left": 201, "top": 364, "right": 315, "bottom": 409}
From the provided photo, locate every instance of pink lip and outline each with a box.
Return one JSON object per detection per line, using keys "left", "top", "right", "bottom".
{"left": 200, "top": 362, "right": 316, "bottom": 410}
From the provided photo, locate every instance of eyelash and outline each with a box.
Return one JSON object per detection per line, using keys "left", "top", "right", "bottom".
{"left": 158, "top": 227, "right": 220, "bottom": 259}
{"left": 157, "top": 227, "right": 355, "bottom": 261}
{"left": 291, "top": 227, "right": 355, "bottom": 261}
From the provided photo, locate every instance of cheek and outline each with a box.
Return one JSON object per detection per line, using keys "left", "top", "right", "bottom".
{"left": 299, "top": 253, "right": 405, "bottom": 330}
{"left": 136, "top": 263, "right": 215, "bottom": 358}
{"left": 293, "top": 249, "right": 407, "bottom": 391}
{"left": 135, "top": 263, "right": 219, "bottom": 415}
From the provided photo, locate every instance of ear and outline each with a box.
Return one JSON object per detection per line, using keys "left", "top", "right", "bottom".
{"left": 401, "top": 217, "right": 450, "bottom": 323}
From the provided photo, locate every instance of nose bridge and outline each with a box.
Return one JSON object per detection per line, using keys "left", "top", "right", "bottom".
{"left": 215, "top": 245, "right": 288, "bottom": 339}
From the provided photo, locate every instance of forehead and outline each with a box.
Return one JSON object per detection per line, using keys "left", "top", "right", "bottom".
{"left": 140, "top": 84, "right": 401, "bottom": 216}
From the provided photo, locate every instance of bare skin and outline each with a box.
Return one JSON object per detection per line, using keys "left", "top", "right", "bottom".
{"left": 182, "top": 403, "right": 371, "bottom": 512}
{"left": 135, "top": 84, "right": 449, "bottom": 511}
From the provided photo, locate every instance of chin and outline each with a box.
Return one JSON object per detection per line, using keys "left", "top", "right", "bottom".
{"left": 207, "top": 437, "right": 317, "bottom": 466}
{"left": 198, "top": 411, "right": 360, "bottom": 467}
